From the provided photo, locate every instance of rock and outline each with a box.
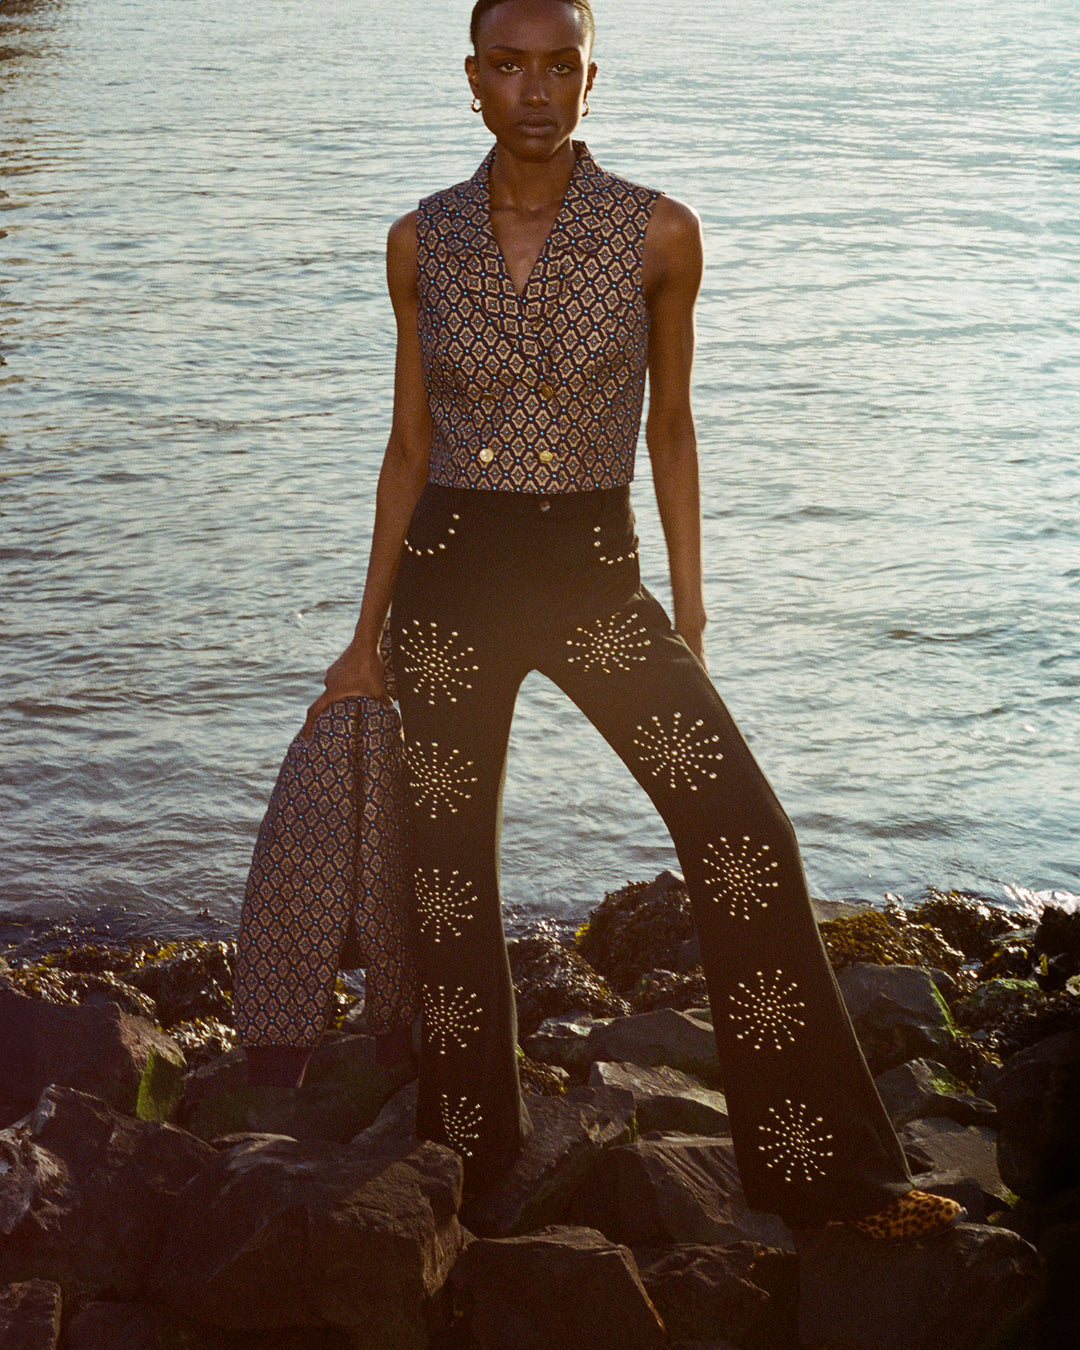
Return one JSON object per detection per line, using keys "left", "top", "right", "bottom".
{"left": 820, "top": 909, "right": 964, "bottom": 976}
{"left": 151, "top": 1135, "right": 464, "bottom": 1342}
{"left": 518, "top": 1053, "right": 569, "bottom": 1096}
{"left": 180, "top": 1032, "right": 414, "bottom": 1144}
{"left": 953, "top": 977, "right": 1043, "bottom": 1030}
{"left": 0, "top": 1086, "right": 214, "bottom": 1302}
{"left": 906, "top": 890, "right": 1021, "bottom": 962}
{"left": 0, "top": 1280, "right": 62, "bottom": 1350}
{"left": 979, "top": 932, "right": 1035, "bottom": 982}
{"left": 587, "top": 1062, "right": 729, "bottom": 1136}
{"left": 898, "top": 1117, "right": 1012, "bottom": 1221}
{"left": 2, "top": 965, "right": 159, "bottom": 1022}
{"left": 984, "top": 1028, "right": 1080, "bottom": 1200}
{"left": 628, "top": 968, "right": 709, "bottom": 1014}
{"left": 583, "top": 1009, "right": 721, "bottom": 1085}
{"left": 575, "top": 872, "right": 700, "bottom": 991}
{"left": 508, "top": 931, "right": 631, "bottom": 1039}
{"left": 452, "top": 1224, "right": 665, "bottom": 1350}
{"left": 349, "top": 1079, "right": 421, "bottom": 1164}
{"left": 570, "top": 1137, "right": 793, "bottom": 1250}
{"left": 1034, "top": 904, "right": 1080, "bottom": 978}
{"left": 124, "top": 941, "right": 235, "bottom": 1028}
{"left": 62, "top": 1301, "right": 212, "bottom": 1350}
{"left": 873, "top": 1059, "right": 997, "bottom": 1129}
{"left": 461, "top": 1086, "right": 636, "bottom": 1237}
{"left": 634, "top": 1242, "right": 797, "bottom": 1349}
{"left": 0, "top": 984, "right": 186, "bottom": 1125}
{"left": 836, "top": 963, "right": 956, "bottom": 1073}
{"left": 795, "top": 1222, "right": 1044, "bottom": 1350}
{"left": 522, "top": 1016, "right": 607, "bottom": 1074}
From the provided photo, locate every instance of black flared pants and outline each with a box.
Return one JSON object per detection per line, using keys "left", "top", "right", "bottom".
{"left": 391, "top": 482, "right": 911, "bottom": 1226}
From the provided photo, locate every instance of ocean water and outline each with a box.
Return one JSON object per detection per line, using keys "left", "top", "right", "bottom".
{"left": 2, "top": 0, "right": 1078, "bottom": 944}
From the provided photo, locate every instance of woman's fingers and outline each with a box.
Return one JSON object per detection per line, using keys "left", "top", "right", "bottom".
{"left": 302, "top": 679, "right": 390, "bottom": 738}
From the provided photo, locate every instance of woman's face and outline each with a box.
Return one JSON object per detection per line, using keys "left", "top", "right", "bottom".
{"left": 465, "top": 0, "right": 596, "bottom": 162}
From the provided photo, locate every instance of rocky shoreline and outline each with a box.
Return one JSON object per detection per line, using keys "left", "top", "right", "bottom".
{"left": 2, "top": 875, "right": 1078, "bottom": 1349}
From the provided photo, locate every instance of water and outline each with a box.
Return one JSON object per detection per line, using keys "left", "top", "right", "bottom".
{"left": 2, "top": 0, "right": 1078, "bottom": 944}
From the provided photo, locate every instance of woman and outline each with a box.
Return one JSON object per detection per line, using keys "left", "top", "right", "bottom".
{"left": 305, "top": 0, "right": 960, "bottom": 1239}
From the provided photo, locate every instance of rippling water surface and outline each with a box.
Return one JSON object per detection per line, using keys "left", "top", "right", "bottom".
{"left": 2, "top": 0, "right": 1078, "bottom": 940}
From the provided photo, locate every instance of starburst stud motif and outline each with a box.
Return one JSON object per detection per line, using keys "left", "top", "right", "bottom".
{"left": 632, "top": 710, "right": 724, "bottom": 792}
{"left": 407, "top": 742, "right": 478, "bottom": 821}
{"left": 704, "top": 834, "right": 780, "bottom": 921}
{"left": 440, "top": 1094, "right": 483, "bottom": 1157}
{"left": 399, "top": 620, "right": 479, "bottom": 706}
{"left": 423, "top": 984, "right": 483, "bottom": 1055}
{"left": 592, "top": 523, "right": 638, "bottom": 566}
{"left": 729, "top": 969, "right": 807, "bottom": 1051}
{"left": 565, "top": 612, "right": 652, "bottom": 675}
{"left": 757, "top": 1098, "right": 835, "bottom": 1184}
{"left": 416, "top": 867, "right": 477, "bottom": 944}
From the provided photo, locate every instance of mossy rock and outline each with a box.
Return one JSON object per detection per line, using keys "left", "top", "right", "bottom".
{"left": 954, "top": 978, "right": 1043, "bottom": 1031}
{"left": 820, "top": 908, "right": 964, "bottom": 975}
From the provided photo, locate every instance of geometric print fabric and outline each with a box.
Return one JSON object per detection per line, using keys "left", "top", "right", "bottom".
{"left": 235, "top": 696, "right": 420, "bottom": 1048}
{"left": 417, "top": 142, "right": 660, "bottom": 495}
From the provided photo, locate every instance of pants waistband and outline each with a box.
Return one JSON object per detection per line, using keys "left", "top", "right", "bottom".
{"left": 421, "top": 482, "right": 630, "bottom": 521}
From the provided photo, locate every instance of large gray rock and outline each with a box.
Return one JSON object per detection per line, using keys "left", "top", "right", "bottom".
{"left": 796, "top": 1222, "right": 1043, "bottom": 1350}
{"left": 452, "top": 1225, "right": 665, "bottom": 1350}
{"left": 461, "top": 1086, "right": 636, "bottom": 1238}
{"left": 0, "top": 1087, "right": 214, "bottom": 1302}
{"left": 570, "top": 1136, "right": 793, "bottom": 1250}
{"left": 984, "top": 1028, "right": 1080, "bottom": 1200}
{"left": 587, "top": 1061, "right": 730, "bottom": 1136}
{"left": 181, "top": 1032, "right": 414, "bottom": 1144}
{"left": 898, "top": 1117, "right": 1012, "bottom": 1221}
{"left": 582, "top": 1009, "right": 721, "bottom": 1084}
{"left": 150, "top": 1133, "right": 464, "bottom": 1344}
{"left": 0, "top": 1280, "right": 62, "bottom": 1350}
{"left": 522, "top": 1016, "right": 608, "bottom": 1074}
{"left": 0, "top": 984, "right": 186, "bottom": 1124}
{"left": 873, "top": 1058, "right": 997, "bottom": 1129}
{"left": 836, "top": 963, "right": 956, "bottom": 1073}
{"left": 634, "top": 1242, "right": 797, "bottom": 1349}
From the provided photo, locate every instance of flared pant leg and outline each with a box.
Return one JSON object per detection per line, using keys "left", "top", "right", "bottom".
{"left": 534, "top": 587, "right": 913, "bottom": 1227}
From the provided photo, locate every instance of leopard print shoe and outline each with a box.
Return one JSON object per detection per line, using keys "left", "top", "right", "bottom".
{"left": 850, "top": 1189, "right": 965, "bottom": 1240}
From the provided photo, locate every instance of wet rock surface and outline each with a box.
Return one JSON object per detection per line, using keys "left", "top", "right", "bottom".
{"left": 508, "top": 930, "right": 631, "bottom": 1039}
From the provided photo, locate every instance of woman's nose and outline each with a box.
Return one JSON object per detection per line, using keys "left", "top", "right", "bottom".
{"left": 522, "top": 74, "right": 549, "bottom": 105}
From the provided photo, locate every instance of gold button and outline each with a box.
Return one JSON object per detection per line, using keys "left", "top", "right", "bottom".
{"left": 538, "top": 450, "right": 554, "bottom": 465}
{"left": 539, "top": 382, "right": 555, "bottom": 399}
{"left": 478, "top": 447, "right": 495, "bottom": 464}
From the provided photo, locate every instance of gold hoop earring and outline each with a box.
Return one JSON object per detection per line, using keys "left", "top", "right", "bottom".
{"left": 582, "top": 98, "right": 590, "bottom": 116}
{"left": 471, "top": 96, "right": 482, "bottom": 113}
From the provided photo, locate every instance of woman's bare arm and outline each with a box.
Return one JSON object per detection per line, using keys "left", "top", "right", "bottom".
{"left": 303, "top": 211, "right": 431, "bottom": 733}
{"left": 642, "top": 195, "right": 706, "bottom": 662}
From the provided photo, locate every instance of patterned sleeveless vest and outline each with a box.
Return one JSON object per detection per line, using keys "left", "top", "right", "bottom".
{"left": 416, "top": 143, "right": 661, "bottom": 493}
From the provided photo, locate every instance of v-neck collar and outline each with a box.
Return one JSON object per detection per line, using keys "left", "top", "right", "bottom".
{"left": 467, "top": 140, "right": 601, "bottom": 300}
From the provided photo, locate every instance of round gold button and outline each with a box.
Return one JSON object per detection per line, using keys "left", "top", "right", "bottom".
{"left": 538, "top": 450, "right": 554, "bottom": 465}
{"left": 478, "top": 447, "right": 495, "bottom": 464}
{"left": 539, "top": 382, "right": 555, "bottom": 399}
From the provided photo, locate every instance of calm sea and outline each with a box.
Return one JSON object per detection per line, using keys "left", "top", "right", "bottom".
{"left": 2, "top": 0, "right": 1078, "bottom": 945}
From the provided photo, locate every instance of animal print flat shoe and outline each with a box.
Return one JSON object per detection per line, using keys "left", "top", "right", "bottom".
{"left": 850, "top": 1189, "right": 966, "bottom": 1240}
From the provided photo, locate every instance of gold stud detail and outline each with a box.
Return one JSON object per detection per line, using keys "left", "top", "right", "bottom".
{"left": 407, "top": 742, "right": 478, "bottom": 820}
{"left": 423, "top": 984, "right": 483, "bottom": 1055}
{"left": 566, "top": 612, "right": 652, "bottom": 675}
{"left": 399, "top": 620, "right": 478, "bottom": 705}
{"left": 729, "top": 969, "right": 807, "bottom": 1051}
{"left": 440, "top": 1093, "right": 482, "bottom": 1157}
{"left": 704, "top": 834, "right": 780, "bottom": 920}
{"left": 757, "top": 1098, "right": 835, "bottom": 1184}
{"left": 416, "top": 867, "right": 476, "bottom": 944}
{"left": 632, "top": 710, "right": 723, "bottom": 791}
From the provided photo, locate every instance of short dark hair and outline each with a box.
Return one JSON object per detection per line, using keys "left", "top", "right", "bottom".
{"left": 469, "top": 0, "right": 596, "bottom": 51}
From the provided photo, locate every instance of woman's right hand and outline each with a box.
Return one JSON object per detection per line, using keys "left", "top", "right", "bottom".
{"left": 302, "top": 640, "right": 389, "bottom": 737}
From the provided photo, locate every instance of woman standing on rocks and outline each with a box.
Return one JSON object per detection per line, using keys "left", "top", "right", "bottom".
{"left": 306, "top": 0, "right": 959, "bottom": 1238}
